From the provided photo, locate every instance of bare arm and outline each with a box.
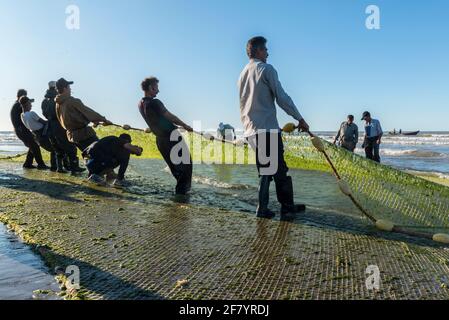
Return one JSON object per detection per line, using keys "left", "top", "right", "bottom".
{"left": 124, "top": 143, "right": 143, "bottom": 156}
{"left": 162, "top": 110, "right": 193, "bottom": 132}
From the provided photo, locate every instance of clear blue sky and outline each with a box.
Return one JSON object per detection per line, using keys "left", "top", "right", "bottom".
{"left": 1, "top": 0, "right": 448, "bottom": 132}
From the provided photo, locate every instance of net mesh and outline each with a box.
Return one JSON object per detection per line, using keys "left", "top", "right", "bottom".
{"left": 283, "top": 134, "right": 449, "bottom": 234}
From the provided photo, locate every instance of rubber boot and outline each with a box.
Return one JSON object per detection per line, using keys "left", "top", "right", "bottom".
{"left": 276, "top": 176, "right": 303, "bottom": 221}
{"left": 62, "top": 155, "right": 71, "bottom": 171}
{"left": 50, "top": 152, "right": 57, "bottom": 172}
{"left": 56, "top": 156, "right": 68, "bottom": 173}
{"left": 70, "top": 158, "right": 86, "bottom": 174}
{"left": 256, "top": 175, "right": 275, "bottom": 219}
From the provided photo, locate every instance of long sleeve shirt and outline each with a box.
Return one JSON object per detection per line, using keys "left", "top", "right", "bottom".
{"left": 55, "top": 94, "right": 106, "bottom": 143}
{"left": 364, "top": 119, "right": 383, "bottom": 138}
{"left": 238, "top": 59, "right": 303, "bottom": 137}
{"left": 335, "top": 121, "right": 359, "bottom": 145}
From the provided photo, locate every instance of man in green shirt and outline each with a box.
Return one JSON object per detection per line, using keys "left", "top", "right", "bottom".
{"left": 333, "top": 115, "right": 359, "bottom": 152}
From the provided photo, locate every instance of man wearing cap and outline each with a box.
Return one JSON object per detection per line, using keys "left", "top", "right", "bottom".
{"left": 42, "top": 81, "right": 85, "bottom": 174}
{"left": 361, "top": 111, "right": 383, "bottom": 163}
{"left": 333, "top": 115, "right": 359, "bottom": 152}
{"left": 10, "top": 89, "right": 47, "bottom": 169}
{"left": 238, "top": 36, "right": 309, "bottom": 221}
{"left": 54, "top": 78, "right": 112, "bottom": 152}
{"left": 19, "top": 96, "right": 58, "bottom": 171}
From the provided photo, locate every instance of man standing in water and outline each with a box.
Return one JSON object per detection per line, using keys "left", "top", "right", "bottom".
{"left": 361, "top": 111, "right": 383, "bottom": 163}
{"left": 55, "top": 78, "right": 113, "bottom": 152}
{"left": 10, "top": 89, "right": 48, "bottom": 169}
{"left": 333, "top": 115, "right": 358, "bottom": 152}
{"left": 238, "top": 36, "right": 309, "bottom": 220}
{"left": 138, "top": 77, "right": 193, "bottom": 196}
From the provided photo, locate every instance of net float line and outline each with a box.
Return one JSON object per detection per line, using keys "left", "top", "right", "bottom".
{"left": 282, "top": 123, "right": 449, "bottom": 245}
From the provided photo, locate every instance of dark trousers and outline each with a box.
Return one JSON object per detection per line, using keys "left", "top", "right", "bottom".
{"left": 86, "top": 156, "right": 119, "bottom": 176}
{"left": 253, "top": 132, "right": 295, "bottom": 213}
{"left": 48, "top": 121, "right": 78, "bottom": 162}
{"left": 156, "top": 134, "right": 192, "bottom": 195}
{"left": 75, "top": 135, "right": 99, "bottom": 154}
{"left": 34, "top": 129, "right": 57, "bottom": 169}
{"left": 15, "top": 129, "right": 45, "bottom": 167}
{"left": 364, "top": 136, "right": 381, "bottom": 163}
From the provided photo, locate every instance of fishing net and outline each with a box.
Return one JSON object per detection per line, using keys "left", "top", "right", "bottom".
{"left": 282, "top": 134, "right": 449, "bottom": 237}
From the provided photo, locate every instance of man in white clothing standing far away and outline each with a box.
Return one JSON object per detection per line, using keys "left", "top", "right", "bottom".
{"left": 238, "top": 36, "right": 310, "bottom": 221}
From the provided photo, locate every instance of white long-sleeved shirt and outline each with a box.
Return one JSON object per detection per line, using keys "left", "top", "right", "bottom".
{"left": 238, "top": 59, "right": 303, "bottom": 137}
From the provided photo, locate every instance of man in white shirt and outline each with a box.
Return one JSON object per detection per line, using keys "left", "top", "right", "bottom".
{"left": 19, "top": 96, "right": 58, "bottom": 171}
{"left": 361, "top": 111, "right": 383, "bottom": 163}
{"left": 238, "top": 36, "right": 309, "bottom": 220}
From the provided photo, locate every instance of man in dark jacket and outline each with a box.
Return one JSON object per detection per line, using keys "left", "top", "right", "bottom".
{"left": 10, "top": 89, "right": 47, "bottom": 169}
{"left": 41, "top": 81, "right": 85, "bottom": 174}
{"left": 83, "top": 134, "right": 143, "bottom": 187}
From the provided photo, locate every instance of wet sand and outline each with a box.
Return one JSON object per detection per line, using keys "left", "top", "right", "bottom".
{"left": 1, "top": 159, "right": 449, "bottom": 299}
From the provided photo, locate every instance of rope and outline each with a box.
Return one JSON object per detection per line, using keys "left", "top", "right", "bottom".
{"left": 100, "top": 122, "right": 244, "bottom": 145}
{"left": 0, "top": 152, "right": 27, "bottom": 160}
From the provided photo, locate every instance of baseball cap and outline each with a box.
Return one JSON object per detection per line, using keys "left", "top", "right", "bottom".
{"left": 19, "top": 96, "right": 35, "bottom": 106}
{"left": 56, "top": 78, "right": 74, "bottom": 92}
{"left": 361, "top": 111, "right": 371, "bottom": 120}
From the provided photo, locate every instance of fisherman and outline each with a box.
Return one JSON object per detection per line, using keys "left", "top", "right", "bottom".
{"left": 217, "top": 122, "right": 236, "bottom": 141}
{"left": 10, "top": 89, "right": 47, "bottom": 169}
{"left": 138, "top": 77, "right": 193, "bottom": 195}
{"left": 238, "top": 36, "right": 309, "bottom": 220}
{"left": 83, "top": 134, "right": 143, "bottom": 187}
{"left": 333, "top": 115, "right": 358, "bottom": 152}
{"left": 361, "top": 111, "right": 383, "bottom": 163}
{"left": 42, "top": 81, "right": 85, "bottom": 174}
{"left": 19, "top": 96, "right": 59, "bottom": 171}
{"left": 54, "top": 78, "right": 113, "bottom": 152}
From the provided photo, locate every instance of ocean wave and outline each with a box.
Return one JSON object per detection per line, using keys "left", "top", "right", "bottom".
{"left": 380, "top": 149, "right": 446, "bottom": 158}
{"left": 406, "top": 170, "right": 449, "bottom": 181}
{"left": 192, "top": 175, "right": 254, "bottom": 190}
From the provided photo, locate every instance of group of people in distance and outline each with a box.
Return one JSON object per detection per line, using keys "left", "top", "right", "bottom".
{"left": 12, "top": 35, "right": 387, "bottom": 221}
{"left": 333, "top": 112, "right": 383, "bottom": 163}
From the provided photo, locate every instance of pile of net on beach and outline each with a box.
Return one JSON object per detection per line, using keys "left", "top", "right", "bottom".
{"left": 283, "top": 134, "right": 449, "bottom": 239}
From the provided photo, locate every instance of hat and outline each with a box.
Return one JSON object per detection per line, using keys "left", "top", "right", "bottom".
{"left": 361, "top": 111, "right": 371, "bottom": 120}
{"left": 19, "top": 96, "right": 34, "bottom": 106}
{"left": 48, "top": 81, "right": 56, "bottom": 88}
{"left": 56, "top": 78, "right": 74, "bottom": 92}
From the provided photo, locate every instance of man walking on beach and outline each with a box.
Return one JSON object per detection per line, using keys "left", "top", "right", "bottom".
{"left": 361, "top": 111, "right": 383, "bottom": 163}
{"left": 238, "top": 36, "right": 309, "bottom": 220}
{"left": 138, "top": 77, "right": 193, "bottom": 196}
{"left": 42, "top": 81, "right": 85, "bottom": 174}
{"left": 54, "top": 78, "right": 113, "bottom": 152}
{"left": 333, "top": 115, "right": 358, "bottom": 152}
{"left": 10, "top": 89, "right": 47, "bottom": 169}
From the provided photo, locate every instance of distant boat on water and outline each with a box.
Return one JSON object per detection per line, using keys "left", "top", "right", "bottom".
{"left": 388, "top": 130, "right": 420, "bottom": 136}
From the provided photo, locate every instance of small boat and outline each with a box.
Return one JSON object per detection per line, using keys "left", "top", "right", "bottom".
{"left": 388, "top": 130, "right": 420, "bottom": 136}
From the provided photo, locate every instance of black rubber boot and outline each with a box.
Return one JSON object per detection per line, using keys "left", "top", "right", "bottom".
{"left": 70, "top": 158, "right": 86, "bottom": 174}
{"left": 50, "top": 152, "right": 57, "bottom": 172}
{"left": 56, "top": 157, "right": 68, "bottom": 173}
{"left": 276, "top": 176, "right": 303, "bottom": 221}
{"left": 62, "top": 155, "right": 71, "bottom": 171}
{"left": 256, "top": 175, "right": 275, "bottom": 219}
